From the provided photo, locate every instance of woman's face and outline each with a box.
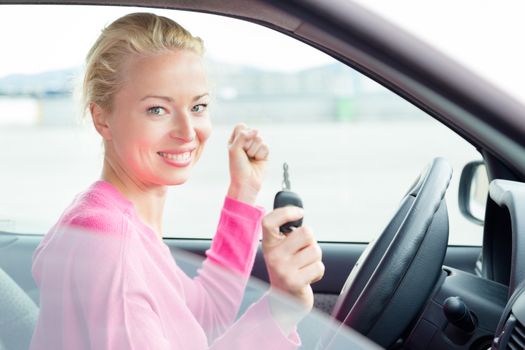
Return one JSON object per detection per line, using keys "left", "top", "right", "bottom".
{"left": 102, "top": 49, "right": 211, "bottom": 187}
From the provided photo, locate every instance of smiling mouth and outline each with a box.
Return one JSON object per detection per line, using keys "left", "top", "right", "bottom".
{"left": 157, "top": 151, "right": 192, "bottom": 163}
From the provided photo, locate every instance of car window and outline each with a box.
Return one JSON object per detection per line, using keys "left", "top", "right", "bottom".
{"left": 0, "top": 5, "right": 482, "bottom": 245}
{"left": 354, "top": 0, "right": 525, "bottom": 106}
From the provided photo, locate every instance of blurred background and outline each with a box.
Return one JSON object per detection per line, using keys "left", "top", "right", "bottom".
{"left": 0, "top": 3, "right": 494, "bottom": 245}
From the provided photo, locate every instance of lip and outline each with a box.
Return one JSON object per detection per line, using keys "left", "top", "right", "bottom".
{"left": 158, "top": 147, "right": 196, "bottom": 155}
{"left": 157, "top": 148, "right": 195, "bottom": 168}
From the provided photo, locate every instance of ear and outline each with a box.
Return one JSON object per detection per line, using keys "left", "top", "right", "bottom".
{"left": 90, "top": 103, "right": 112, "bottom": 140}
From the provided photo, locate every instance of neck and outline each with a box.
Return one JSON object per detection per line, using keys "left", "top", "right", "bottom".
{"left": 101, "top": 157, "right": 167, "bottom": 240}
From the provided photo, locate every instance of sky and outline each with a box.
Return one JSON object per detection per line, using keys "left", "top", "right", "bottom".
{"left": 1, "top": 2, "right": 525, "bottom": 103}
{"left": 0, "top": 5, "right": 331, "bottom": 77}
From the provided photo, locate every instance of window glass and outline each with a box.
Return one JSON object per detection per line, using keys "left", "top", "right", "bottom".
{"left": 354, "top": 0, "right": 525, "bottom": 106}
{"left": 0, "top": 5, "right": 482, "bottom": 245}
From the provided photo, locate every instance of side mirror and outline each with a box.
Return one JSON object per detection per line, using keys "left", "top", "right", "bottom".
{"left": 458, "top": 160, "right": 488, "bottom": 225}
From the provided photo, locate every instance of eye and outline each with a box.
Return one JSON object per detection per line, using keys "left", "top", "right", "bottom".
{"left": 191, "top": 104, "right": 208, "bottom": 113}
{"left": 147, "top": 106, "right": 167, "bottom": 116}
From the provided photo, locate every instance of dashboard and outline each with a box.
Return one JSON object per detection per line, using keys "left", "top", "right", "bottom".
{"left": 401, "top": 179, "right": 525, "bottom": 350}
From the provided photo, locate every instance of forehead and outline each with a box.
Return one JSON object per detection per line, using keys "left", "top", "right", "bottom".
{"left": 120, "top": 50, "right": 208, "bottom": 95}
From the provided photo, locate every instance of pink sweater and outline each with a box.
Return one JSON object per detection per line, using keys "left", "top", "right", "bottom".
{"left": 30, "top": 181, "right": 300, "bottom": 349}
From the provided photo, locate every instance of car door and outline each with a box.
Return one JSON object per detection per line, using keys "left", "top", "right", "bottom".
{"left": 0, "top": 4, "right": 483, "bottom": 318}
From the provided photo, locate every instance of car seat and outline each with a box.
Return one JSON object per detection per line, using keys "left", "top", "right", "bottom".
{"left": 0, "top": 268, "right": 38, "bottom": 350}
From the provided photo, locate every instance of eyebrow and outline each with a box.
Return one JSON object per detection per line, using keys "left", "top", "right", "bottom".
{"left": 140, "top": 93, "right": 209, "bottom": 102}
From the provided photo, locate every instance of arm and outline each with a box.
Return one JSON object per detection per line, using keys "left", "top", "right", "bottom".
{"left": 261, "top": 208, "right": 325, "bottom": 335}
{"left": 180, "top": 196, "right": 264, "bottom": 341}
{"left": 179, "top": 124, "right": 269, "bottom": 341}
{"left": 204, "top": 207, "right": 324, "bottom": 350}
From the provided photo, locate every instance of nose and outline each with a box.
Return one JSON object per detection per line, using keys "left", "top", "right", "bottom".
{"left": 170, "top": 110, "right": 196, "bottom": 142}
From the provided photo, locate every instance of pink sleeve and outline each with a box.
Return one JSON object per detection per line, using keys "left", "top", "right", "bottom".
{"left": 181, "top": 196, "right": 265, "bottom": 342}
{"left": 210, "top": 294, "right": 301, "bottom": 350}
{"left": 206, "top": 196, "right": 265, "bottom": 276}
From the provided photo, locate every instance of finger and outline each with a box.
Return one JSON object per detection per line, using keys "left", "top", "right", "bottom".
{"left": 262, "top": 207, "right": 304, "bottom": 244}
{"left": 299, "top": 261, "right": 325, "bottom": 285}
{"left": 228, "top": 123, "right": 248, "bottom": 145}
{"left": 277, "top": 225, "right": 316, "bottom": 256}
{"left": 228, "top": 123, "right": 247, "bottom": 144}
{"left": 292, "top": 243, "right": 322, "bottom": 270}
{"left": 246, "top": 135, "right": 263, "bottom": 158}
{"left": 230, "top": 128, "right": 256, "bottom": 152}
{"left": 262, "top": 207, "right": 304, "bottom": 233}
{"left": 253, "top": 143, "right": 269, "bottom": 161}
{"left": 243, "top": 130, "right": 258, "bottom": 154}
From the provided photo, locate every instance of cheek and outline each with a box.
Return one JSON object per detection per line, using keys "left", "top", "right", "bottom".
{"left": 111, "top": 119, "right": 159, "bottom": 159}
{"left": 196, "top": 118, "right": 212, "bottom": 145}
{"left": 194, "top": 119, "right": 212, "bottom": 160}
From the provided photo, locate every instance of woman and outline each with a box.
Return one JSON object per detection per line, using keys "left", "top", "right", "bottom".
{"left": 30, "top": 12, "right": 324, "bottom": 349}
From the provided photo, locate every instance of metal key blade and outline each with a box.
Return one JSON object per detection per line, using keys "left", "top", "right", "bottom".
{"left": 282, "top": 162, "right": 291, "bottom": 191}
{"left": 274, "top": 162, "right": 303, "bottom": 233}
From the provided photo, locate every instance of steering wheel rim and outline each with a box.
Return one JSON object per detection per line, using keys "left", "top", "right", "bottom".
{"left": 331, "top": 157, "right": 452, "bottom": 348}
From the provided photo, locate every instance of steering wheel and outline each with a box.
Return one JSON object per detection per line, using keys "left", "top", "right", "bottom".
{"left": 331, "top": 157, "right": 452, "bottom": 348}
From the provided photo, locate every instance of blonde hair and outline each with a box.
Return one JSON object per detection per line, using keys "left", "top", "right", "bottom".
{"left": 83, "top": 12, "right": 204, "bottom": 114}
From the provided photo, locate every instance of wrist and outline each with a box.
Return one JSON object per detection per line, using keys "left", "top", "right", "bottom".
{"left": 267, "top": 289, "right": 309, "bottom": 336}
{"left": 227, "top": 183, "right": 259, "bottom": 205}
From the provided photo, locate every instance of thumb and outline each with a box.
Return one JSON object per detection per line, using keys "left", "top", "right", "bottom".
{"left": 228, "top": 123, "right": 246, "bottom": 145}
{"left": 262, "top": 207, "right": 304, "bottom": 247}
{"left": 229, "top": 129, "right": 256, "bottom": 154}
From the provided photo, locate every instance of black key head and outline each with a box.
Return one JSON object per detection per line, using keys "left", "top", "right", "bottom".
{"left": 273, "top": 190, "right": 303, "bottom": 233}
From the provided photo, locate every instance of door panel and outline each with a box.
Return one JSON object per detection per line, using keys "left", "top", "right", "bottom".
{"left": 0, "top": 233, "right": 482, "bottom": 314}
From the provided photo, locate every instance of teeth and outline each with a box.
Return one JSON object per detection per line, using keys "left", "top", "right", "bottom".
{"left": 159, "top": 151, "right": 191, "bottom": 162}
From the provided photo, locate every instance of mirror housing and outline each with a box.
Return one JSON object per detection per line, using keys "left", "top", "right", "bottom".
{"left": 458, "top": 160, "right": 488, "bottom": 225}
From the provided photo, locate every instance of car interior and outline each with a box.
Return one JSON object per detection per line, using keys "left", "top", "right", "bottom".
{"left": 2, "top": 0, "right": 525, "bottom": 349}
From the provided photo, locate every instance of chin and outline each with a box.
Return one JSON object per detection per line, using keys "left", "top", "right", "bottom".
{"left": 165, "top": 178, "right": 189, "bottom": 186}
{"left": 160, "top": 171, "right": 192, "bottom": 186}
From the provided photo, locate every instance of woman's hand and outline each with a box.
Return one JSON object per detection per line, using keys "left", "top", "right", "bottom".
{"left": 262, "top": 207, "right": 325, "bottom": 334}
{"left": 227, "top": 123, "right": 269, "bottom": 205}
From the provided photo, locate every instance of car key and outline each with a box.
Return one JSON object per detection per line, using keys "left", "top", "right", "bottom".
{"left": 273, "top": 162, "right": 303, "bottom": 233}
